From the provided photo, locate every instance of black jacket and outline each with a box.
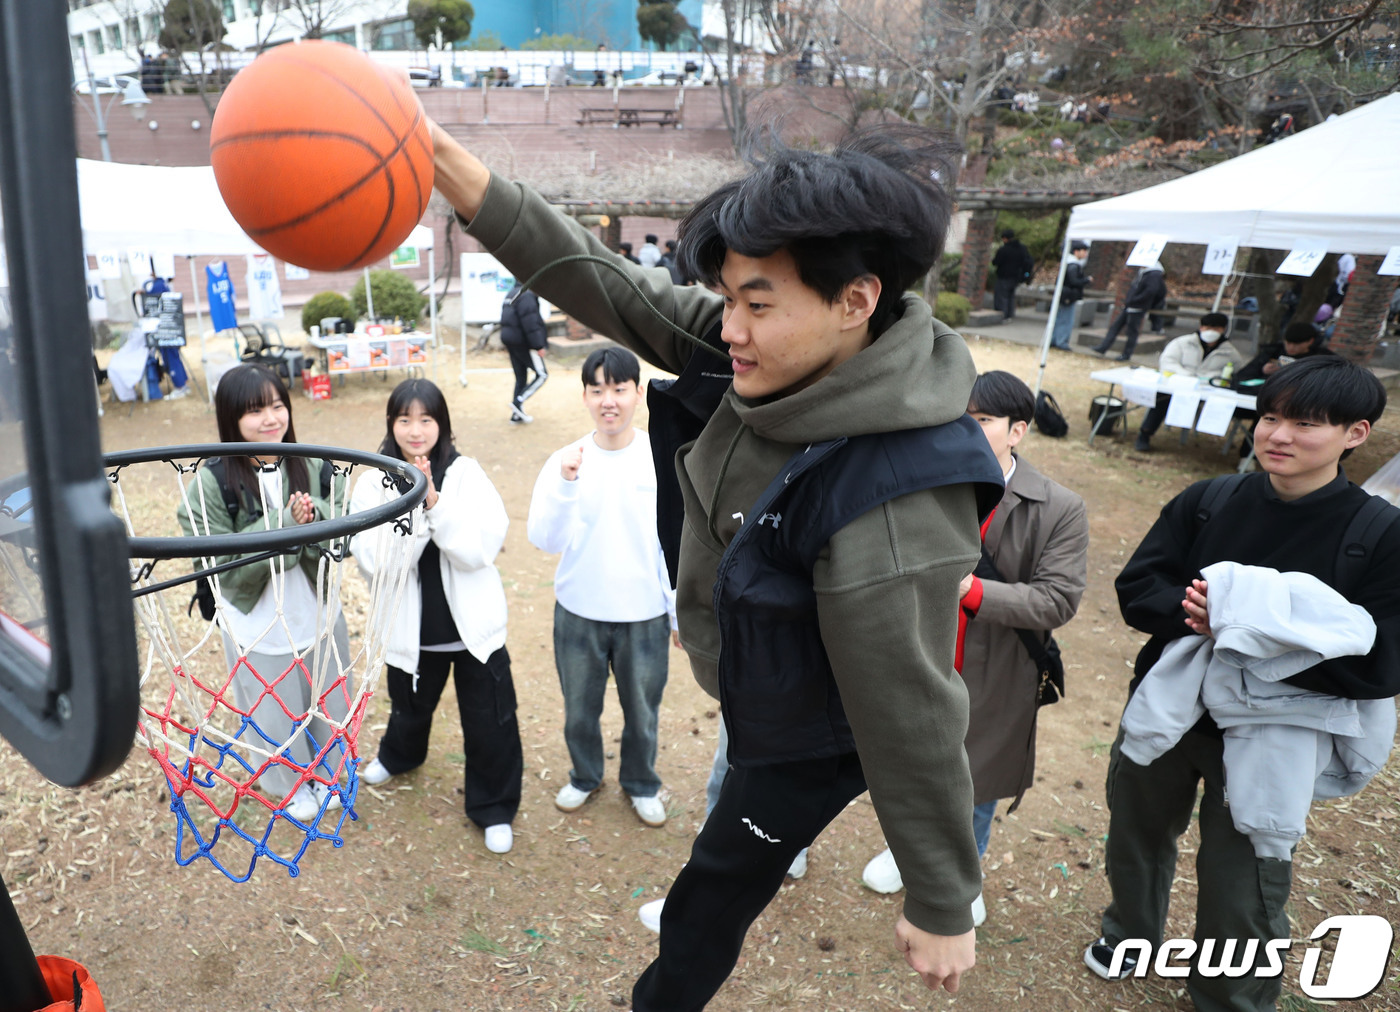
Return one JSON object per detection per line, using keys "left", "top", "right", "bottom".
{"left": 498, "top": 285, "right": 547, "bottom": 350}
{"left": 1060, "top": 260, "right": 1089, "bottom": 305}
{"left": 1123, "top": 268, "right": 1167, "bottom": 312}
{"left": 1236, "top": 338, "right": 1335, "bottom": 383}
{"left": 992, "top": 240, "right": 1035, "bottom": 282}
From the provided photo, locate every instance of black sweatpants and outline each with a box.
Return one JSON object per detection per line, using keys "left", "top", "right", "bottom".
{"left": 377, "top": 646, "right": 522, "bottom": 827}
{"left": 506, "top": 343, "right": 548, "bottom": 410}
{"left": 631, "top": 751, "right": 868, "bottom": 1011}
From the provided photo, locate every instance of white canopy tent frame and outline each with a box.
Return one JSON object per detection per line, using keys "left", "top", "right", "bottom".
{"left": 1034, "top": 95, "right": 1400, "bottom": 395}
{"left": 76, "top": 159, "right": 440, "bottom": 396}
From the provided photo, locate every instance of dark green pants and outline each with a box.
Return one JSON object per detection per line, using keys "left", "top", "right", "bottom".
{"left": 1102, "top": 726, "right": 1294, "bottom": 1012}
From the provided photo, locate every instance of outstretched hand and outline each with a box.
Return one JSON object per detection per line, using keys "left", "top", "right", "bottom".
{"left": 413, "top": 456, "right": 439, "bottom": 510}
{"left": 1183, "top": 578, "right": 1211, "bottom": 637}
{"left": 894, "top": 917, "right": 975, "bottom": 993}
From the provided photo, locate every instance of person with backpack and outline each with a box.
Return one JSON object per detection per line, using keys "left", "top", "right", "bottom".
{"left": 1084, "top": 356, "right": 1400, "bottom": 1012}
{"left": 861, "top": 372, "right": 1089, "bottom": 926}
{"left": 1092, "top": 262, "right": 1167, "bottom": 361}
{"left": 176, "top": 363, "right": 350, "bottom": 825}
{"left": 348, "top": 379, "right": 522, "bottom": 855}
{"left": 499, "top": 282, "right": 549, "bottom": 424}
{"left": 426, "top": 115, "right": 1004, "bottom": 1007}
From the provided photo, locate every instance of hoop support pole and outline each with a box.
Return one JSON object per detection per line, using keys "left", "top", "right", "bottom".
{"left": 0, "top": 872, "right": 51, "bottom": 1012}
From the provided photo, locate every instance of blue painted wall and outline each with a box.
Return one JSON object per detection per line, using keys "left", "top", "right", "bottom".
{"left": 470, "top": 1, "right": 703, "bottom": 50}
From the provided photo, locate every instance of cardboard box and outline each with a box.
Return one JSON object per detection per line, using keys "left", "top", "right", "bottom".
{"left": 303, "top": 372, "right": 332, "bottom": 401}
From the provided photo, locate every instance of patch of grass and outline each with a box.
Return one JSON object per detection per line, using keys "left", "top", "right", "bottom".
{"left": 326, "top": 953, "right": 365, "bottom": 991}
{"left": 458, "top": 929, "right": 508, "bottom": 954}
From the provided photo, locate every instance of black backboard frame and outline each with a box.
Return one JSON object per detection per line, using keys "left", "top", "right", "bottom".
{"left": 0, "top": 0, "right": 139, "bottom": 788}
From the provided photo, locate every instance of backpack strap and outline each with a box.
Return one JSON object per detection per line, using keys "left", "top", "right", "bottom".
{"left": 1194, "top": 472, "right": 1251, "bottom": 526}
{"left": 1335, "top": 493, "right": 1397, "bottom": 595}
{"left": 205, "top": 457, "right": 243, "bottom": 523}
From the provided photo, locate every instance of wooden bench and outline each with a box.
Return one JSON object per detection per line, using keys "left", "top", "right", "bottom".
{"left": 576, "top": 107, "right": 680, "bottom": 128}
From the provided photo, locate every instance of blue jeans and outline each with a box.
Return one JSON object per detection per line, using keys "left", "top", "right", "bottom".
{"left": 1050, "top": 302, "right": 1077, "bottom": 349}
{"left": 973, "top": 799, "right": 998, "bottom": 858}
{"left": 553, "top": 603, "right": 670, "bottom": 798}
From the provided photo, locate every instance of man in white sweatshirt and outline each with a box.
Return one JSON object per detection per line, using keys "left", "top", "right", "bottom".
{"left": 528, "top": 347, "right": 678, "bottom": 828}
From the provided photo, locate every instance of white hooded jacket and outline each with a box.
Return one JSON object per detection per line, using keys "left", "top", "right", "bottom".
{"left": 350, "top": 455, "right": 509, "bottom": 671}
{"left": 1120, "top": 561, "right": 1395, "bottom": 860}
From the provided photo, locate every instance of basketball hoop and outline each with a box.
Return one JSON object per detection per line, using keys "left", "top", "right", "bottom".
{"left": 105, "top": 442, "right": 425, "bottom": 881}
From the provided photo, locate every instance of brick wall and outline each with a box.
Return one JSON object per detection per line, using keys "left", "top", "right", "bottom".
{"left": 1331, "top": 255, "right": 1397, "bottom": 363}
{"left": 957, "top": 210, "right": 997, "bottom": 306}
{"left": 1084, "top": 240, "right": 1126, "bottom": 298}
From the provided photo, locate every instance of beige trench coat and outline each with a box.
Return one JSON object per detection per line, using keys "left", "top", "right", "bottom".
{"left": 962, "top": 455, "right": 1089, "bottom": 810}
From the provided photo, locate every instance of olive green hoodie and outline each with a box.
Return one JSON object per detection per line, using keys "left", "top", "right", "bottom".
{"left": 469, "top": 175, "right": 984, "bottom": 935}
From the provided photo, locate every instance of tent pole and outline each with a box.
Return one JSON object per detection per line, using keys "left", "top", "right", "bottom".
{"left": 1034, "top": 233, "right": 1073, "bottom": 398}
{"left": 364, "top": 266, "right": 375, "bottom": 322}
{"left": 428, "top": 245, "right": 438, "bottom": 386}
{"left": 1210, "top": 269, "right": 1230, "bottom": 313}
{"left": 459, "top": 251, "right": 468, "bottom": 387}
{"left": 188, "top": 255, "right": 212, "bottom": 407}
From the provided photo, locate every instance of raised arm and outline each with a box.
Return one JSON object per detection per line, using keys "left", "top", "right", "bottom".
{"left": 430, "top": 123, "right": 722, "bottom": 376}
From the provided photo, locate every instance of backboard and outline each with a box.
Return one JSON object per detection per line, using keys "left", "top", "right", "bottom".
{"left": 0, "top": 1, "right": 139, "bottom": 787}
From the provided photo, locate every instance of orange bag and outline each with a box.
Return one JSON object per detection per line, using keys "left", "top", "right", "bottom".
{"left": 35, "top": 956, "right": 105, "bottom": 1012}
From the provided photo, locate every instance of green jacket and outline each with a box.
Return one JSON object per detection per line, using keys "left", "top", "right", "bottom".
{"left": 175, "top": 458, "right": 347, "bottom": 615}
{"left": 468, "top": 175, "right": 983, "bottom": 936}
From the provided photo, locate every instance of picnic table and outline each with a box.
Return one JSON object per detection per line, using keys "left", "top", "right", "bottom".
{"left": 1089, "top": 366, "right": 1259, "bottom": 472}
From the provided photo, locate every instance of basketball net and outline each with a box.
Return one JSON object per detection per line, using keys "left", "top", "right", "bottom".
{"left": 108, "top": 455, "right": 414, "bottom": 881}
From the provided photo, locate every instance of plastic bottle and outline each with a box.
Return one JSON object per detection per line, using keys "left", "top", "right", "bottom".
{"left": 1221, "top": 361, "right": 1235, "bottom": 383}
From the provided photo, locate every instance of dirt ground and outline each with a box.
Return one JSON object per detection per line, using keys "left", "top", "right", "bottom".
{"left": 2, "top": 335, "right": 1398, "bottom": 1012}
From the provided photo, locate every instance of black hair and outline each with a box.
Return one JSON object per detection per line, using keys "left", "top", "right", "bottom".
{"left": 379, "top": 378, "right": 457, "bottom": 482}
{"left": 581, "top": 346, "right": 641, "bottom": 387}
{"left": 645, "top": 233, "right": 658, "bottom": 244}
{"left": 675, "top": 124, "right": 959, "bottom": 338}
{"left": 664, "top": 239, "right": 677, "bottom": 250}
{"left": 212, "top": 363, "right": 310, "bottom": 507}
{"left": 1070, "top": 239, "right": 1089, "bottom": 252}
{"left": 1200, "top": 312, "right": 1229, "bottom": 330}
{"left": 1283, "top": 321, "right": 1321, "bottom": 346}
{"left": 1001, "top": 229, "right": 1017, "bottom": 240}
{"left": 618, "top": 242, "right": 633, "bottom": 253}
{"left": 1256, "top": 357, "right": 1385, "bottom": 459}
{"left": 968, "top": 370, "right": 1035, "bottom": 425}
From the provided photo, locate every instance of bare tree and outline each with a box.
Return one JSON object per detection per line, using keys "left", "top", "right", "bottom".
{"left": 282, "top": 0, "right": 359, "bottom": 40}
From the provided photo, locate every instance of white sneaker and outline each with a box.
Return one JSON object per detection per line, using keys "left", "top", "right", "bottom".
{"left": 630, "top": 794, "right": 667, "bottom": 827}
{"left": 971, "top": 891, "right": 986, "bottom": 927}
{"left": 284, "top": 784, "right": 321, "bottom": 823}
{"left": 555, "top": 783, "right": 599, "bottom": 812}
{"left": 638, "top": 897, "right": 665, "bottom": 934}
{"left": 165, "top": 386, "right": 190, "bottom": 400}
{"left": 484, "top": 823, "right": 514, "bottom": 854}
{"left": 787, "top": 848, "right": 809, "bottom": 880}
{"left": 861, "top": 847, "right": 904, "bottom": 894}
{"left": 361, "top": 757, "right": 393, "bottom": 786}
{"left": 321, "top": 782, "right": 344, "bottom": 812}
{"left": 509, "top": 408, "right": 533, "bottom": 424}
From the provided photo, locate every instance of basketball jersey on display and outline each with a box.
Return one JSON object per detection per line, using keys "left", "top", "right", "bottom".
{"left": 206, "top": 260, "right": 237, "bottom": 332}
{"left": 245, "top": 254, "right": 283, "bottom": 322}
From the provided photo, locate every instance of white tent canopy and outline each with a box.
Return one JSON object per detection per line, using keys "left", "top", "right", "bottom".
{"left": 1066, "top": 94, "right": 1400, "bottom": 255}
{"left": 76, "top": 158, "right": 435, "bottom": 254}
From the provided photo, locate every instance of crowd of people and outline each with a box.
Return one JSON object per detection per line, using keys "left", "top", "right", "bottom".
{"left": 177, "top": 113, "right": 1399, "bottom": 1012}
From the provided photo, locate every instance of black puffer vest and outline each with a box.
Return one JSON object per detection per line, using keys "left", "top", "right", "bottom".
{"left": 646, "top": 324, "right": 1004, "bottom": 766}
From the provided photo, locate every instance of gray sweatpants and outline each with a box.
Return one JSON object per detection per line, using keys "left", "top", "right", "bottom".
{"left": 219, "top": 611, "right": 352, "bottom": 799}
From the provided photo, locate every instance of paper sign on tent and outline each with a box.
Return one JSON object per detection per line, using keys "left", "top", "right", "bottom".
{"left": 1378, "top": 246, "right": 1400, "bottom": 277}
{"left": 1127, "top": 234, "right": 1169, "bottom": 268}
{"left": 151, "top": 251, "right": 176, "bottom": 279}
{"left": 1202, "top": 237, "right": 1239, "bottom": 276}
{"left": 284, "top": 262, "right": 310, "bottom": 281}
{"left": 95, "top": 249, "right": 122, "bottom": 280}
{"left": 126, "top": 247, "right": 151, "bottom": 278}
{"left": 1277, "top": 241, "right": 1330, "bottom": 277}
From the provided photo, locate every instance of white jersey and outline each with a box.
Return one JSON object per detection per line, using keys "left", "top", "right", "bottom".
{"left": 245, "top": 253, "right": 284, "bottom": 322}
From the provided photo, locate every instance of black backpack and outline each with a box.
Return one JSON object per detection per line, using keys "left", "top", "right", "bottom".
{"left": 189, "top": 457, "right": 334, "bottom": 621}
{"left": 1033, "top": 391, "right": 1069, "bottom": 438}
{"left": 1193, "top": 472, "right": 1396, "bottom": 594}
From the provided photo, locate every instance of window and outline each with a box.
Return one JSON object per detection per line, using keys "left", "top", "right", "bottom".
{"left": 371, "top": 18, "right": 415, "bottom": 52}
{"left": 89, "top": 29, "right": 105, "bottom": 55}
{"left": 71, "top": 33, "right": 85, "bottom": 56}
{"left": 222, "top": 0, "right": 236, "bottom": 22}
{"left": 128, "top": 18, "right": 141, "bottom": 45}
{"left": 108, "top": 22, "right": 122, "bottom": 50}
{"left": 323, "top": 27, "right": 356, "bottom": 45}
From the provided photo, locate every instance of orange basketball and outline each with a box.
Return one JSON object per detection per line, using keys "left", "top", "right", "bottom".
{"left": 210, "top": 40, "right": 433, "bottom": 272}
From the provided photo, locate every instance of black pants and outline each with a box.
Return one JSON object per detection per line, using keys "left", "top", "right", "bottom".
{"left": 1095, "top": 310, "right": 1144, "bottom": 358}
{"left": 378, "top": 646, "right": 522, "bottom": 827}
{"left": 1102, "top": 726, "right": 1292, "bottom": 1012}
{"left": 506, "top": 343, "right": 547, "bottom": 410}
{"left": 631, "top": 752, "right": 868, "bottom": 1011}
{"left": 993, "top": 277, "right": 1019, "bottom": 318}
{"left": 1138, "top": 392, "right": 1171, "bottom": 439}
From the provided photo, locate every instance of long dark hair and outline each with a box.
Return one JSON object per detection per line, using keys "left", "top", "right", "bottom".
{"left": 212, "top": 363, "right": 310, "bottom": 509}
{"left": 379, "top": 379, "right": 457, "bottom": 484}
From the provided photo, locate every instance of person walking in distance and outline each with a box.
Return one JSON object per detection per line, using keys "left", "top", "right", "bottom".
{"left": 1093, "top": 262, "right": 1167, "bottom": 361}
{"left": 500, "top": 281, "right": 548, "bottom": 423}
{"left": 528, "top": 347, "right": 678, "bottom": 829}
{"left": 991, "top": 229, "right": 1035, "bottom": 320}
{"left": 1051, "top": 241, "right": 1092, "bottom": 350}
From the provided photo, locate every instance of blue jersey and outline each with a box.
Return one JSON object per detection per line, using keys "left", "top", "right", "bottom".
{"left": 206, "top": 261, "right": 237, "bottom": 332}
